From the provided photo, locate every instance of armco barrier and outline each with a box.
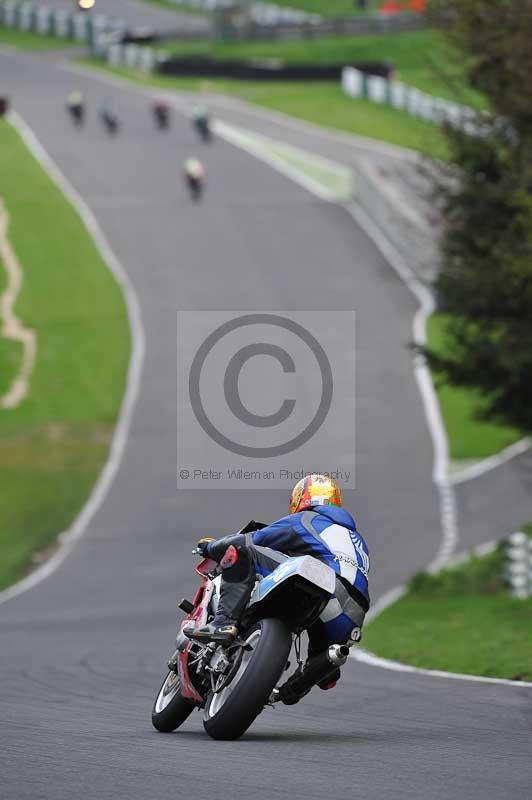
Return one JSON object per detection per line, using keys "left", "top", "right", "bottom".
{"left": 158, "top": 55, "right": 393, "bottom": 81}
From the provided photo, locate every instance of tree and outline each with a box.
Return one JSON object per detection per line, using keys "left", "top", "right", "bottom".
{"left": 425, "top": 0, "right": 532, "bottom": 432}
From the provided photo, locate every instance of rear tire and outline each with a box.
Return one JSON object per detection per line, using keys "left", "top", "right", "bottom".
{"left": 152, "top": 671, "right": 195, "bottom": 733}
{"left": 203, "top": 618, "right": 291, "bottom": 741}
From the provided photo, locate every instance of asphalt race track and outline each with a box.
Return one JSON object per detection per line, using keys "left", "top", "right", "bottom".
{"left": 1, "top": 50, "right": 531, "bottom": 800}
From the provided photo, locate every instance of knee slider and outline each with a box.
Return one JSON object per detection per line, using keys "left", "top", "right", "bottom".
{"left": 220, "top": 545, "right": 239, "bottom": 569}
{"left": 220, "top": 543, "right": 252, "bottom": 582}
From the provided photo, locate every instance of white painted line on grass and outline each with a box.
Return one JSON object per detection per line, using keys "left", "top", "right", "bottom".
{"left": 0, "top": 199, "right": 37, "bottom": 409}
{"left": 0, "top": 111, "right": 145, "bottom": 606}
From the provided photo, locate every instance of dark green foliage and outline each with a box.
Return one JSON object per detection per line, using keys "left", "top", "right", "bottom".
{"left": 425, "top": 1, "right": 532, "bottom": 431}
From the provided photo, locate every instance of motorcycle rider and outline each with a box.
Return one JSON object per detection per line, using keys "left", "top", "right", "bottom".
{"left": 191, "top": 104, "right": 211, "bottom": 143}
{"left": 152, "top": 97, "right": 171, "bottom": 130}
{"left": 99, "top": 100, "right": 120, "bottom": 136}
{"left": 185, "top": 474, "right": 370, "bottom": 689}
{"left": 183, "top": 157, "right": 206, "bottom": 201}
{"left": 66, "top": 90, "right": 85, "bottom": 127}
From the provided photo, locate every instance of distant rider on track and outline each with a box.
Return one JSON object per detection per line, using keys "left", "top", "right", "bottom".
{"left": 66, "top": 91, "right": 85, "bottom": 127}
{"left": 183, "top": 157, "right": 206, "bottom": 201}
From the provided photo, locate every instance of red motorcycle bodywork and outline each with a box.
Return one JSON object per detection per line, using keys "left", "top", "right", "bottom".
{"left": 177, "top": 558, "right": 218, "bottom": 703}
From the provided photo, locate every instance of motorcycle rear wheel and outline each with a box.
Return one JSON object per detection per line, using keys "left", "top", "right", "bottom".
{"left": 151, "top": 670, "right": 195, "bottom": 733}
{"left": 203, "top": 618, "right": 291, "bottom": 741}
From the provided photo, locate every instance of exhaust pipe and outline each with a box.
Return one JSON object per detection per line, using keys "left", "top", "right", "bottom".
{"left": 276, "top": 644, "right": 350, "bottom": 705}
{"left": 327, "top": 643, "right": 350, "bottom": 666}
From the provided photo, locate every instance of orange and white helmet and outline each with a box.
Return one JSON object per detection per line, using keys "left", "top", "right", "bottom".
{"left": 289, "top": 473, "right": 343, "bottom": 515}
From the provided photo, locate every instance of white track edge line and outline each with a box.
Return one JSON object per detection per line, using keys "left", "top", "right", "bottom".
{"left": 0, "top": 110, "right": 145, "bottom": 606}
{"left": 450, "top": 436, "right": 532, "bottom": 485}
{"left": 214, "top": 120, "right": 338, "bottom": 202}
{"left": 347, "top": 201, "right": 458, "bottom": 571}
{"left": 351, "top": 647, "right": 532, "bottom": 690}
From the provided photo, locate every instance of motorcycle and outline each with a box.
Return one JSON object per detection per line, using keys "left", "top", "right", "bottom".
{"left": 183, "top": 158, "right": 205, "bottom": 202}
{"left": 151, "top": 521, "right": 361, "bottom": 740}
{"left": 100, "top": 108, "right": 120, "bottom": 136}
{"left": 153, "top": 101, "right": 170, "bottom": 131}
{"left": 66, "top": 99, "right": 85, "bottom": 127}
{"left": 193, "top": 114, "right": 212, "bottom": 144}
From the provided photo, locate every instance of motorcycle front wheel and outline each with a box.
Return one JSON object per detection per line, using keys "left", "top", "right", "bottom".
{"left": 151, "top": 670, "right": 195, "bottom": 733}
{"left": 203, "top": 618, "right": 291, "bottom": 741}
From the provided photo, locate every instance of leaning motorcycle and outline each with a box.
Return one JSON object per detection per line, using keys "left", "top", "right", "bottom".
{"left": 151, "top": 522, "right": 361, "bottom": 740}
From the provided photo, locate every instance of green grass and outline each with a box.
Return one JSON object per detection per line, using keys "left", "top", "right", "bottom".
{"left": 81, "top": 61, "right": 449, "bottom": 159}
{"left": 140, "top": 0, "right": 209, "bottom": 16}
{"left": 0, "top": 25, "right": 74, "bottom": 51}
{"left": 427, "top": 314, "right": 523, "bottom": 461}
{"left": 145, "top": 0, "right": 380, "bottom": 16}
{"left": 161, "top": 30, "right": 486, "bottom": 109}
{"left": 238, "top": 0, "right": 380, "bottom": 16}
{"left": 0, "top": 119, "right": 129, "bottom": 590}
{"left": 364, "top": 547, "right": 532, "bottom": 681}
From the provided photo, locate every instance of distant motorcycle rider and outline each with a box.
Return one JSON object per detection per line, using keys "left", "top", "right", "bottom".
{"left": 183, "top": 157, "right": 206, "bottom": 201}
{"left": 192, "top": 104, "right": 211, "bottom": 143}
{"left": 99, "top": 101, "right": 120, "bottom": 136}
{"left": 152, "top": 97, "right": 171, "bottom": 130}
{"left": 185, "top": 474, "right": 370, "bottom": 690}
{"left": 66, "top": 90, "right": 85, "bottom": 127}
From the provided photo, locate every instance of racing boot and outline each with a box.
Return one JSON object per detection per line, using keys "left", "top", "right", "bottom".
{"left": 184, "top": 618, "right": 239, "bottom": 645}
{"left": 184, "top": 544, "right": 254, "bottom": 646}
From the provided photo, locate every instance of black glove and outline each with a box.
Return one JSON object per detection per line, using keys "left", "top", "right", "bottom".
{"left": 194, "top": 537, "right": 215, "bottom": 557}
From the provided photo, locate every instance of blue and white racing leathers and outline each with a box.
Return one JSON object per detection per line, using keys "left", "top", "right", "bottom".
{"left": 207, "top": 504, "right": 370, "bottom": 650}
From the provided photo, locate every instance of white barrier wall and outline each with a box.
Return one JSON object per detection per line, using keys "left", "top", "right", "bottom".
{"left": 342, "top": 66, "right": 480, "bottom": 133}
{"left": 105, "top": 41, "right": 162, "bottom": 73}
{"left": 504, "top": 532, "right": 532, "bottom": 599}
{"left": 0, "top": 1, "right": 124, "bottom": 47}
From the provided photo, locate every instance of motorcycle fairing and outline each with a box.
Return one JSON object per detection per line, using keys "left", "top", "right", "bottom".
{"left": 177, "top": 576, "right": 215, "bottom": 703}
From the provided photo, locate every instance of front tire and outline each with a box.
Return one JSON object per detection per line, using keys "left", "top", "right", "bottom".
{"left": 152, "top": 671, "right": 195, "bottom": 733}
{"left": 203, "top": 618, "right": 292, "bottom": 741}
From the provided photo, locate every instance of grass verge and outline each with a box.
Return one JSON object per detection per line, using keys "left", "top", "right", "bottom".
{"left": 160, "top": 30, "right": 486, "bottom": 109}
{"left": 147, "top": 0, "right": 380, "bottom": 15}
{"left": 363, "top": 544, "right": 532, "bottom": 681}
{"left": 140, "top": 0, "right": 209, "bottom": 16}
{"left": 80, "top": 60, "right": 449, "bottom": 159}
{"left": 427, "top": 314, "right": 523, "bottom": 461}
{"left": 0, "top": 25, "right": 74, "bottom": 51}
{"left": 0, "top": 118, "right": 129, "bottom": 590}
